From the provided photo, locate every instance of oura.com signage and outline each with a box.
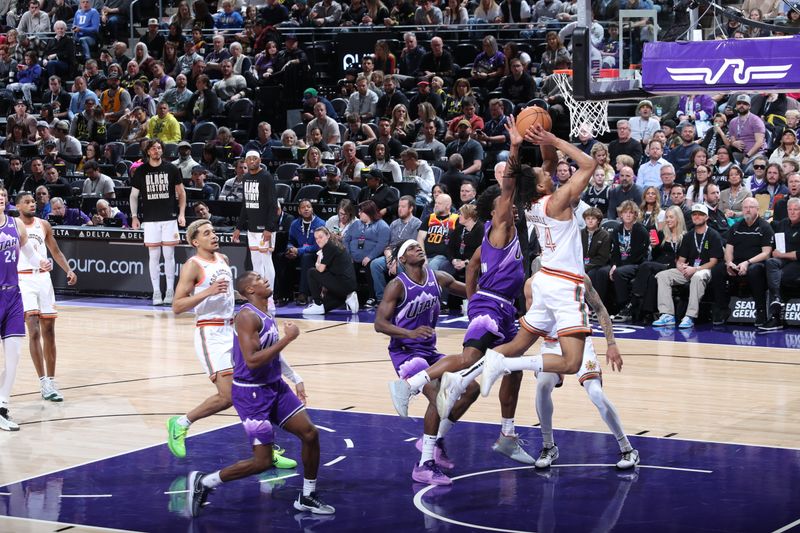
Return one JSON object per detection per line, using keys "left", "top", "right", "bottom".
{"left": 729, "top": 296, "right": 800, "bottom": 326}
{"left": 334, "top": 32, "right": 394, "bottom": 77}
{"left": 642, "top": 35, "right": 800, "bottom": 94}
{"left": 50, "top": 230, "right": 246, "bottom": 295}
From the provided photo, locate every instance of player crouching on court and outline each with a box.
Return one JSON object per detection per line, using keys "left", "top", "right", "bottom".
{"left": 187, "top": 271, "right": 334, "bottom": 517}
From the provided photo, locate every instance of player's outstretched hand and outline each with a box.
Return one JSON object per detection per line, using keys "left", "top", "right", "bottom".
{"left": 523, "top": 124, "right": 558, "bottom": 146}
{"left": 409, "top": 325, "right": 435, "bottom": 339}
{"left": 606, "top": 344, "right": 623, "bottom": 372}
{"left": 505, "top": 113, "right": 523, "bottom": 147}
{"left": 284, "top": 321, "right": 300, "bottom": 340}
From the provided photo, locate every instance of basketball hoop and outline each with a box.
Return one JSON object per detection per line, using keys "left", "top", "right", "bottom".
{"left": 552, "top": 73, "right": 610, "bottom": 139}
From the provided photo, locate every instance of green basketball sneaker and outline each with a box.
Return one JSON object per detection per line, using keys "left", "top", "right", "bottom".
{"left": 273, "top": 444, "right": 297, "bottom": 469}
{"left": 167, "top": 416, "right": 189, "bottom": 458}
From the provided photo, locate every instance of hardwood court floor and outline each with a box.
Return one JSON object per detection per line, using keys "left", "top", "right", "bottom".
{"left": 1, "top": 303, "right": 798, "bottom": 531}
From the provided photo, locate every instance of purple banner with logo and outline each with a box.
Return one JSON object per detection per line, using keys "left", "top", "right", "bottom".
{"left": 642, "top": 36, "right": 800, "bottom": 94}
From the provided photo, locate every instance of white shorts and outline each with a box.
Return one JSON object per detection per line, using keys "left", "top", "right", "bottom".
{"left": 194, "top": 322, "right": 234, "bottom": 380}
{"left": 143, "top": 220, "right": 180, "bottom": 246}
{"left": 521, "top": 268, "right": 592, "bottom": 338}
{"left": 247, "top": 231, "right": 275, "bottom": 253}
{"left": 537, "top": 335, "right": 602, "bottom": 385}
{"left": 19, "top": 273, "right": 57, "bottom": 317}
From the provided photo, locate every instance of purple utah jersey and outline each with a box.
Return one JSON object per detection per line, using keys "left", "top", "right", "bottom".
{"left": 0, "top": 216, "right": 20, "bottom": 287}
{"left": 477, "top": 221, "right": 524, "bottom": 300}
{"left": 232, "top": 303, "right": 281, "bottom": 384}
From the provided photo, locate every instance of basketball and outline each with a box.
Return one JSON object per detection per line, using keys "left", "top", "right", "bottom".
{"left": 516, "top": 106, "right": 552, "bottom": 137}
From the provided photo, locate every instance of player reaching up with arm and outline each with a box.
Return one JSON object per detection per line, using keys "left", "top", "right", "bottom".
{"left": 187, "top": 271, "right": 334, "bottom": 517}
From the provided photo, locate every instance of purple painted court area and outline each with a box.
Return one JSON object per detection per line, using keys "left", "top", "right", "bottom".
{"left": 1, "top": 409, "right": 798, "bottom": 532}
{"left": 58, "top": 296, "right": 800, "bottom": 350}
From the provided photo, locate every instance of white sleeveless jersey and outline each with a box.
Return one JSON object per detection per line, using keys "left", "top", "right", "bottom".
{"left": 527, "top": 195, "right": 584, "bottom": 277}
{"left": 191, "top": 253, "right": 235, "bottom": 321}
{"left": 17, "top": 218, "right": 47, "bottom": 272}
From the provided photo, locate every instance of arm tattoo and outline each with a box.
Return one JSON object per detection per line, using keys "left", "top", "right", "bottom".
{"left": 584, "top": 278, "right": 616, "bottom": 346}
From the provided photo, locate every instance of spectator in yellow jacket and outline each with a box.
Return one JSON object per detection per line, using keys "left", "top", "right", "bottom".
{"left": 146, "top": 101, "right": 182, "bottom": 143}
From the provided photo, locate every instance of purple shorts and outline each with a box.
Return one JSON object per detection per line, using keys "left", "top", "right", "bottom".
{"left": 463, "top": 292, "right": 518, "bottom": 349}
{"left": 389, "top": 347, "right": 445, "bottom": 379}
{"left": 0, "top": 288, "right": 25, "bottom": 339}
{"left": 232, "top": 379, "right": 304, "bottom": 446}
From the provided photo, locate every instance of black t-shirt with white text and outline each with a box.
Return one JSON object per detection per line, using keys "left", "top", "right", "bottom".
{"left": 131, "top": 160, "right": 183, "bottom": 222}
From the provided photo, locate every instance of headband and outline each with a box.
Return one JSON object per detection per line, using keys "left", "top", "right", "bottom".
{"left": 397, "top": 239, "right": 418, "bottom": 259}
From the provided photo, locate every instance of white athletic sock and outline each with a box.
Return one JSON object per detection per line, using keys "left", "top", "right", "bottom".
{"left": 148, "top": 247, "right": 162, "bottom": 292}
{"left": 536, "top": 373, "right": 559, "bottom": 448}
{"left": 436, "top": 418, "right": 454, "bottom": 439}
{"left": 500, "top": 417, "right": 515, "bottom": 436}
{"left": 0, "top": 337, "right": 23, "bottom": 404}
{"left": 201, "top": 471, "right": 222, "bottom": 488}
{"left": 504, "top": 355, "right": 543, "bottom": 374}
{"left": 303, "top": 478, "right": 317, "bottom": 496}
{"left": 459, "top": 357, "right": 485, "bottom": 382}
{"left": 406, "top": 370, "right": 430, "bottom": 393}
{"left": 420, "top": 434, "right": 437, "bottom": 466}
{"left": 177, "top": 415, "right": 191, "bottom": 428}
{"left": 162, "top": 246, "right": 176, "bottom": 290}
{"left": 584, "top": 379, "right": 631, "bottom": 452}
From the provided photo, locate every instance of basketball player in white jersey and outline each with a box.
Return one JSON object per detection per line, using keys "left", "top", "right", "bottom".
{"left": 130, "top": 139, "right": 186, "bottom": 306}
{"left": 15, "top": 191, "right": 77, "bottom": 402}
{"left": 168, "top": 220, "right": 297, "bottom": 469}
{"left": 522, "top": 262, "right": 639, "bottom": 470}
{"left": 480, "top": 124, "right": 598, "bottom": 397}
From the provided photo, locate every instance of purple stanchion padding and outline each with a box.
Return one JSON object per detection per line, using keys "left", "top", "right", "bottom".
{"left": 643, "top": 36, "right": 800, "bottom": 94}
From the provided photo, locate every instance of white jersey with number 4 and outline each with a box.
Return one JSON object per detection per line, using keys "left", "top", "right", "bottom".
{"left": 527, "top": 195, "right": 584, "bottom": 277}
{"left": 191, "top": 253, "right": 235, "bottom": 322}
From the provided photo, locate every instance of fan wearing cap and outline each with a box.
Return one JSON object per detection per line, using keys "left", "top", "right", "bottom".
{"left": 130, "top": 139, "right": 187, "bottom": 306}
{"left": 99, "top": 72, "right": 132, "bottom": 124}
{"left": 301, "top": 88, "right": 337, "bottom": 124}
{"left": 728, "top": 94, "right": 767, "bottom": 168}
{"left": 141, "top": 18, "right": 165, "bottom": 60}
{"left": 172, "top": 141, "right": 199, "bottom": 181}
{"left": 444, "top": 117, "right": 485, "bottom": 179}
{"left": 409, "top": 80, "right": 443, "bottom": 119}
{"left": 51, "top": 120, "right": 82, "bottom": 167}
{"left": 628, "top": 99, "right": 661, "bottom": 145}
{"left": 232, "top": 151, "right": 280, "bottom": 311}
{"left": 652, "top": 203, "right": 724, "bottom": 329}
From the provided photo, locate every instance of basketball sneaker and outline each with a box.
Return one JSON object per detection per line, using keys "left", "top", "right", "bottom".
{"left": 152, "top": 290, "right": 163, "bottom": 306}
{"left": 492, "top": 434, "right": 535, "bottom": 464}
{"left": 411, "top": 460, "right": 452, "bottom": 486}
{"left": 389, "top": 379, "right": 412, "bottom": 417}
{"left": 302, "top": 303, "right": 325, "bottom": 316}
{"left": 436, "top": 372, "right": 463, "bottom": 420}
{"left": 652, "top": 314, "right": 676, "bottom": 327}
{"left": 415, "top": 437, "right": 455, "bottom": 469}
{"left": 678, "top": 316, "right": 694, "bottom": 329}
{"left": 41, "top": 378, "right": 56, "bottom": 401}
{"left": 480, "top": 349, "right": 509, "bottom": 397}
{"left": 616, "top": 449, "right": 640, "bottom": 470}
{"left": 294, "top": 492, "right": 336, "bottom": 514}
{"left": 345, "top": 292, "right": 359, "bottom": 314}
{"left": 167, "top": 416, "right": 189, "bottom": 458}
{"left": 273, "top": 444, "right": 298, "bottom": 469}
{"left": 43, "top": 378, "right": 64, "bottom": 402}
{"left": 164, "top": 289, "right": 175, "bottom": 305}
{"left": 534, "top": 445, "right": 559, "bottom": 468}
{"left": 188, "top": 471, "right": 212, "bottom": 517}
{"left": 0, "top": 407, "right": 20, "bottom": 431}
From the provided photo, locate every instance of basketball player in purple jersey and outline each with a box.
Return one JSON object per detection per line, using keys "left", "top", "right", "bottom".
{"left": 188, "top": 271, "right": 334, "bottom": 517}
{"left": 0, "top": 187, "right": 51, "bottom": 431}
{"left": 375, "top": 239, "right": 476, "bottom": 485}
{"left": 389, "top": 116, "right": 534, "bottom": 461}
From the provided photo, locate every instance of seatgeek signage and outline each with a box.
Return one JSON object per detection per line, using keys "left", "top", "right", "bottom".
{"left": 642, "top": 35, "right": 800, "bottom": 94}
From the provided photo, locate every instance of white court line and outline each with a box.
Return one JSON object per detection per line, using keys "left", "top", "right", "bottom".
{"left": 312, "top": 407, "right": 800, "bottom": 452}
{"left": 413, "top": 463, "right": 713, "bottom": 533}
{"left": 324, "top": 455, "right": 347, "bottom": 467}
{"left": 772, "top": 517, "right": 800, "bottom": 533}
{"left": 164, "top": 489, "right": 189, "bottom": 495}
{"left": 259, "top": 473, "right": 299, "bottom": 484}
{"left": 0, "top": 514, "right": 140, "bottom": 533}
{"left": 0, "top": 493, "right": 9, "bottom": 496}
{"left": 61, "top": 494, "right": 113, "bottom": 498}
{"left": 344, "top": 438, "right": 354, "bottom": 449}
{"left": 404, "top": 437, "right": 417, "bottom": 442}
{"left": 316, "top": 425, "right": 336, "bottom": 433}
{"left": 0, "top": 420, "right": 240, "bottom": 487}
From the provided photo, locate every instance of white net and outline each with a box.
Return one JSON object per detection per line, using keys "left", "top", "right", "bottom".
{"left": 552, "top": 73, "right": 610, "bottom": 139}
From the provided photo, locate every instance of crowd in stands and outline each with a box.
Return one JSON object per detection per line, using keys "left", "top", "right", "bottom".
{"left": 0, "top": 0, "right": 797, "bottom": 329}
